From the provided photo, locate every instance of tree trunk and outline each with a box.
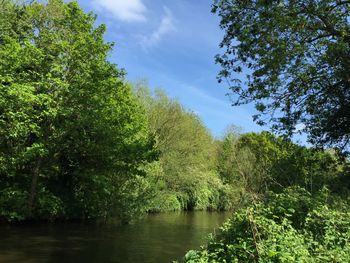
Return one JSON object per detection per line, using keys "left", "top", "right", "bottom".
{"left": 28, "top": 157, "right": 42, "bottom": 217}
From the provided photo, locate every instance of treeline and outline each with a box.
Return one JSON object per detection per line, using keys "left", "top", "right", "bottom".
{"left": 133, "top": 82, "right": 236, "bottom": 213}
{"left": 0, "top": 0, "right": 238, "bottom": 223}
{"left": 183, "top": 132, "right": 350, "bottom": 262}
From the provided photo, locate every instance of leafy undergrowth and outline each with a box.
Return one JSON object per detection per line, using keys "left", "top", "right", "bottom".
{"left": 182, "top": 186, "right": 350, "bottom": 262}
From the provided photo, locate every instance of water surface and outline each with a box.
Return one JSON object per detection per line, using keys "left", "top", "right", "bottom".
{"left": 0, "top": 211, "right": 230, "bottom": 263}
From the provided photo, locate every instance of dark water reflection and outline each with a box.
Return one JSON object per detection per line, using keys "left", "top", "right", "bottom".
{"left": 0, "top": 211, "right": 230, "bottom": 263}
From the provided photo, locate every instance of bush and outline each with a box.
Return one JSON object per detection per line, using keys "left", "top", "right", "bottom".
{"left": 174, "top": 172, "right": 239, "bottom": 212}
{"left": 148, "top": 191, "right": 182, "bottom": 212}
{"left": 305, "top": 206, "right": 350, "bottom": 261}
{"left": 0, "top": 187, "right": 28, "bottom": 222}
{"left": 36, "top": 188, "right": 64, "bottom": 220}
{"left": 183, "top": 187, "right": 350, "bottom": 262}
{"left": 207, "top": 177, "right": 239, "bottom": 211}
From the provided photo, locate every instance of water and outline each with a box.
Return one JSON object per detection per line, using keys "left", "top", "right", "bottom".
{"left": 0, "top": 211, "right": 230, "bottom": 263}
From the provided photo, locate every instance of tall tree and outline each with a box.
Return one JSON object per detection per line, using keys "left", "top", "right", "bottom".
{"left": 134, "top": 83, "right": 217, "bottom": 180}
{"left": 0, "top": 0, "right": 155, "bottom": 221}
{"left": 133, "top": 83, "right": 228, "bottom": 211}
{"left": 212, "top": 0, "right": 350, "bottom": 150}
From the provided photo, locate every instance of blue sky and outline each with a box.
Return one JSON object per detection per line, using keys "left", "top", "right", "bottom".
{"left": 77, "top": 0, "right": 264, "bottom": 137}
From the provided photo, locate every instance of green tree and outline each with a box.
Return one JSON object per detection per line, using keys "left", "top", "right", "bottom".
{"left": 134, "top": 82, "right": 233, "bottom": 211}
{"left": 134, "top": 83, "right": 216, "bottom": 178}
{"left": 0, "top": 0, "right": 155, "bottom": 222}
{"left": 212, "top": 0, "right": 350, "bottom": 150}
{"left": 216, "top": 125, "right": 242, "bottom": 184}
{"left": 217, "top": 131, "right": 344, "bottom": 199}
{"left": 241, "top": 132, "right": 345, "bottom": 194}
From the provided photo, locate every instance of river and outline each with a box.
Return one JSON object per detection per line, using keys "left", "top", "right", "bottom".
{"left": 0, "top": 211, "right": 230, "bottom": 263}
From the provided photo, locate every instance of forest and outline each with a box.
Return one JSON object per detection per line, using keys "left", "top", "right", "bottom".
{"left": 1, "top": 0, "right": 350, "bottom": 262}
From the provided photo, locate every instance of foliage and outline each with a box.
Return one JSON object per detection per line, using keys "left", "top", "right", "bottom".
{"left": 36, "top": 187, "right": 64, "bottom": 220}
{"left": 149, "top": 191, "right": 182, "bottom": 212}
{"left": 134, "top": 82, "right": 237, "bottom": 212}
{"left": 134, "top": 83, "right": 217, "bottom": 177}
{"left": 184, "top": 130, "right": 350, "bottom": 262}
{"left": 183, "top": 186, "right": 350, "bottom": 262}
{"left": 218, "top": 131, "right": 346, "bottom": 199}
{"left": 212, "top": 0, "right": 350, "bottom": 150}
{"left": 0, "top": 188, "right": 28, "bottom": 221}
{"left": 0, "top": 0, "right": 156, "bottom": 222}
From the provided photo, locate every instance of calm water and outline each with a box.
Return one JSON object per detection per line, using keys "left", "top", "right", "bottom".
{"left": 0, "top": 211, "right": 230, "bottom": 263}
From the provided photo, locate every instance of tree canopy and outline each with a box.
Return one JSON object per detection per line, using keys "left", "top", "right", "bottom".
{"left": 0, "top": 0, "right": 156, "bottom": 222}
{"left": 133, "top": 82, "right": 235, "bottom": 212}
{"left": 212, "top": 0, "right": 350, "bottom": 151}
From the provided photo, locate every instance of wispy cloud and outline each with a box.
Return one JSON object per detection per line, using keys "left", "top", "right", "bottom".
{"left": 181, "top": 84, "right": 256, "bottom": 126}
{"left": 91, "top": 0, "right": 147, "bottom": 22}
{"left": 140, "top": 7, "right": 176, "bottom": 49}
{"left": 185, "top": 85, "right": 229, "bottom": 107}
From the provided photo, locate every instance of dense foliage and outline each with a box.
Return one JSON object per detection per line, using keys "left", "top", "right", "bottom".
{"left": 3, "top": 2, "right": 350, "bottom": 262}
{"left": 217, "top": 130, "right": 347, "bottom": 202}
{"left": 0, "top": 0, "right": 237, "bottom": 222}
{"left": 134, "top": 82, "right": 237, "bottom": 212}
{"left": 0, "top": 0, "right": 156, "bottom": 222}
{"left": 212, "top": 0, "right": 350, "bottom": 150}
{"left": 183, "top": 131, "right": 350, "bottom": 262}
{"left": 184, "top": 186, "right": 350, "bottom": 262}
{"left": 181, "top": 1, "right": 350, "bottom": 261}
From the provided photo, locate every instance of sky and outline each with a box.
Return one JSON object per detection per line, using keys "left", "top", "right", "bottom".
{"left": 76, "top": 0, "right": 264, "bottom": 138}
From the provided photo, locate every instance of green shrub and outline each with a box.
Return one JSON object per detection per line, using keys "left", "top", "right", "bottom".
{"left": 207, "top": 177, "right": 239, "bottom": 211}
{"left": 148, "top": 191, "right": 182, "bottom": 212}
{"left": 305, "top": 206, "right": 350, "bottom": 261}
{"left": 0, "top": 187, "right": 28, "bottom": 222}
{"left": 36, "top": 188, "right": 64, "bottom": 220}
{"left": 183, "top": 187, "right": 350, "bottom": 262}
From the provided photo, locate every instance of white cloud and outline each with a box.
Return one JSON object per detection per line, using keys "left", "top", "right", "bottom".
{"left": 141, "top": 7, "right": 176, "bottom": 48}
{"left": 92, "top": 0, "right": 147, "bottom": 22}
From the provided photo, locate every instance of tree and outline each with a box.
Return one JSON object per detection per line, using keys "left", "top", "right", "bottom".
{"left": 134, "top": 83, "right": 217, "bottom": 181}
{"left": 217, "top": 130, "right": 345, "bottom": 200}
{"left": 0, "top": 0, "right": 156, "bottom": 221}
{"left": 235, "top": 132, "right": 342, "bottom": 194}
{"left": 133, "top": 82, "right": 234, "bottom": 211}
{"left": 212, "top": 0, "right": 350, "bottom": 150}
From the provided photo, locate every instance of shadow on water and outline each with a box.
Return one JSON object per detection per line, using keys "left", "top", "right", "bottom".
{"left": 0, "top": 211, "right": 230, "bottom": 263}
